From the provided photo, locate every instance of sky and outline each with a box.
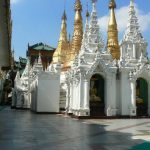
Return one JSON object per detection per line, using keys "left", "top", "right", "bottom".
{"left": 11, "top": 0, "right": 150, "bottom": 59}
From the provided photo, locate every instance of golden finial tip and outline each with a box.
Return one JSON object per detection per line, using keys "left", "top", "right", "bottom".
{"left": 75, "top": 0, "right": 82, "bottom": 11}
{"left": 109, "top": 0, "right": 116, "bottom": 9}
{"left": 62, "top": 10, "right": 67, "bottom": 20}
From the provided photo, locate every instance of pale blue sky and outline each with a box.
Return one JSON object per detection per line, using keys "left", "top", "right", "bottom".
{"left": 11, "top": 0, "right": 150, "bottom": 59}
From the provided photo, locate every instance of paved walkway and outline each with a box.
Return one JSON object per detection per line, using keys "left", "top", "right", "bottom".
{"left": 0, "top": 107, "right": 150, "bottom": 150}
{"left": 0, "top": 105, "right": 6, "bottom": 111}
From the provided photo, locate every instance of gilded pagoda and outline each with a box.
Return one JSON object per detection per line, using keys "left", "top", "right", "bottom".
{"left": 53, "top": 0, "right": 83, "bottom": 71}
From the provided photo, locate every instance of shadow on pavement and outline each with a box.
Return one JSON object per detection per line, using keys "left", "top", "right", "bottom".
{"left": 0, "top": 107, "right": 149, "bottom": 150}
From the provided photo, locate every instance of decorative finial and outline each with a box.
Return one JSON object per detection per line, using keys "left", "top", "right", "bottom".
{"left": 62, "top": 10, "right": 67, "bottom": 20}
{"left": 109, "top": 0, "right": 116, "bottom": 9}
{"left": 130, "top": 0, "right": 134, "bottom": 6}
{"left": 91, "top": 0, "right": 97, "bottom": 12}
{"left": 75, "top": 0, "right": 82, "bottom": 11}
{"left": 86, "top": 2, "right": 89, "bottom": 18}
{"left": 62, "top": 0, "right": 67, "bottom": 20}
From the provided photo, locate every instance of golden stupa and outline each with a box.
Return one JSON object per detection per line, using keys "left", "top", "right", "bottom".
{"left": 107, "top": 0, "right": 120, "bottom": 60}
{"left": 53, "top": 0, "right": 83, "bottom": 71}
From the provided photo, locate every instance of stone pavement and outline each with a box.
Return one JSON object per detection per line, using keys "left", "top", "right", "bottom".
{"left": 0, "top": 105, "right": 6, "bottom": 111}
{"left": 0, "top": 107, "right": 150, "bottom": 150}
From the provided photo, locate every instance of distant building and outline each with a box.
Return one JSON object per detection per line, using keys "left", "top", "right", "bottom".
{"left": 27, "top": 43, "right": 55, "bottom": 70}
{"left": 14, "top": 57, "right": 27, "bottom": 75}
{"left": 0, "top": 0, "right": 12, "bottom": 70}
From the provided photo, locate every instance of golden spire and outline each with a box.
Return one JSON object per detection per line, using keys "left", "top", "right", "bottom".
{"left": 61, "top": 0, "right": 83, "bottom": 71}
{"left": 75, "top": 0, "right": 82, "bottom": 11}
{"left": 59, "top": 10, "right": 67, "bottom": 42}
{"left": 107, "top": 0, "right": 120, "bottom": 60}
{"left": 53, "top": 10, "right": 68, "bottom": 63}
{"left": 71, "top": 0, "right": 83, "bottom": 58}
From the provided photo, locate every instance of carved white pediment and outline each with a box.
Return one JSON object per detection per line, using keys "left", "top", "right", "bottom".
{"left": 94, "top": 65, "right": 103, "bottom": 73}
{"left": 129, "top": 63, "right": 150, "bottom": 81}
{"left": 86, "top": 58, "right": 115, "bottom": 79}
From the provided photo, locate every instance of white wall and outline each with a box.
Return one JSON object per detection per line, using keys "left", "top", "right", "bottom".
{"left": 36, "top": 72, "right": 60, "bottom": 113}
{"left": 120, "top": 71, "right": 131, "bottom": 116}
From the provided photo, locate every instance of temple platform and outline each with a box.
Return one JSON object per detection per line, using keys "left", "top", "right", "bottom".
{"left": 0, "top": 107, "right": 150, "bottom": 150}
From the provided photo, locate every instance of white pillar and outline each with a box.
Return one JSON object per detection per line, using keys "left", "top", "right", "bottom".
{"left": 83, "top": 79, "right": 90, "bottom": 115}
{"left": 131, "top": 81, "right": 136, "bottom": 107}
{"left": 120, "top": 45, "right": 123, "bottom": 59}
{"left": 74, "top": 84, "right": 78, "bottom": 113}
{"left": 107, "top": 74, "right": 117, "bottom": 116}
{"left": 133, "top": 44, "right": 136, "bottom": 59}
{"left": 72, "top": 82, "right": 76, "bottom": 112}
{"left": 68, "top": 82, "right": 73, "bottom": 114}
{"left": 65, "top": 84, "right": 70, "bottom": 113}
{"left": 79, "top": 75, "right": 84, "bottom": 109}
{"left": 130, "top": 80, "right": 136, "bottom": 116}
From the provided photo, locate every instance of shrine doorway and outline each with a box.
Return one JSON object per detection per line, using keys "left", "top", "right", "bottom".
{"left": 90, "top": 74, "right": 105, "bottom": 117}
{"left": 136, "top": 78, "right": 148, "bottom": 116}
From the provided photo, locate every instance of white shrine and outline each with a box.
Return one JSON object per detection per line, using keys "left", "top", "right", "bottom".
{"left": 12, "top": 0, "right": 150, "bottom": 117}
{"left": 64, "top": 0, "right": 150, "bottom": 117}
{"left": 12, "top": 59, "right": 30, "bottom": 109}
{"left": 12, "top": 54, "right": 61, "bottom": 113}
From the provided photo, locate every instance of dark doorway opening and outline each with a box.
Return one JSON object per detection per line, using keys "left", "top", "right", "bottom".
{"left": 90, "top": 74, "right": 105, "bottom": 116}
{"left": 136, "top": 78, "right": 148, "bottom": 116}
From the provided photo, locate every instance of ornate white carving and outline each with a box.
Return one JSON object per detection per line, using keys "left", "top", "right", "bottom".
{"left": 123, "top": 0, "right": 144, "bottom": 42}
{"left": 80, "top": 0, "right": 104, "bottom": 54}
{"left": 129, "top": 63, "right": 150, "bottom": 81}
{"left": 121, "top": 0, "right": 148, "bottom": 62}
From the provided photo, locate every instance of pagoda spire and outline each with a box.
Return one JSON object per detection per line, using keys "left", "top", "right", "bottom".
{"left": 80, "top": 3, "right": 89, "bottom": 52}
{"left": 120, "top": 0, "right": 148, "bottom": 61}
{"left": 107, "top": 0, "right": 120, "bottom": 60}
{"left": 123, "top": 0, "right": 143, "bottom": 41}
{"left": 59, "top": 10, "right": 67, "bottom": 42}
{"left": 89, "top": 0, "right": 103, "bottom": 52}
{"left": 71, "top": 0, "right": 83, "bottom": 56}
{"left": 53, "top": 9, "right": 68, "bottom": 64}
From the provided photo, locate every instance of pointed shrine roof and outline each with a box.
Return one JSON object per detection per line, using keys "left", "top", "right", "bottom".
{"left": 29, "top": 43, "right": 55, "bottom": 51}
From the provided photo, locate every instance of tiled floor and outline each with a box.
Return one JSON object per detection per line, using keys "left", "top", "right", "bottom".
{"left": 0, "top": 107, "right": 150, "bottom": 150}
